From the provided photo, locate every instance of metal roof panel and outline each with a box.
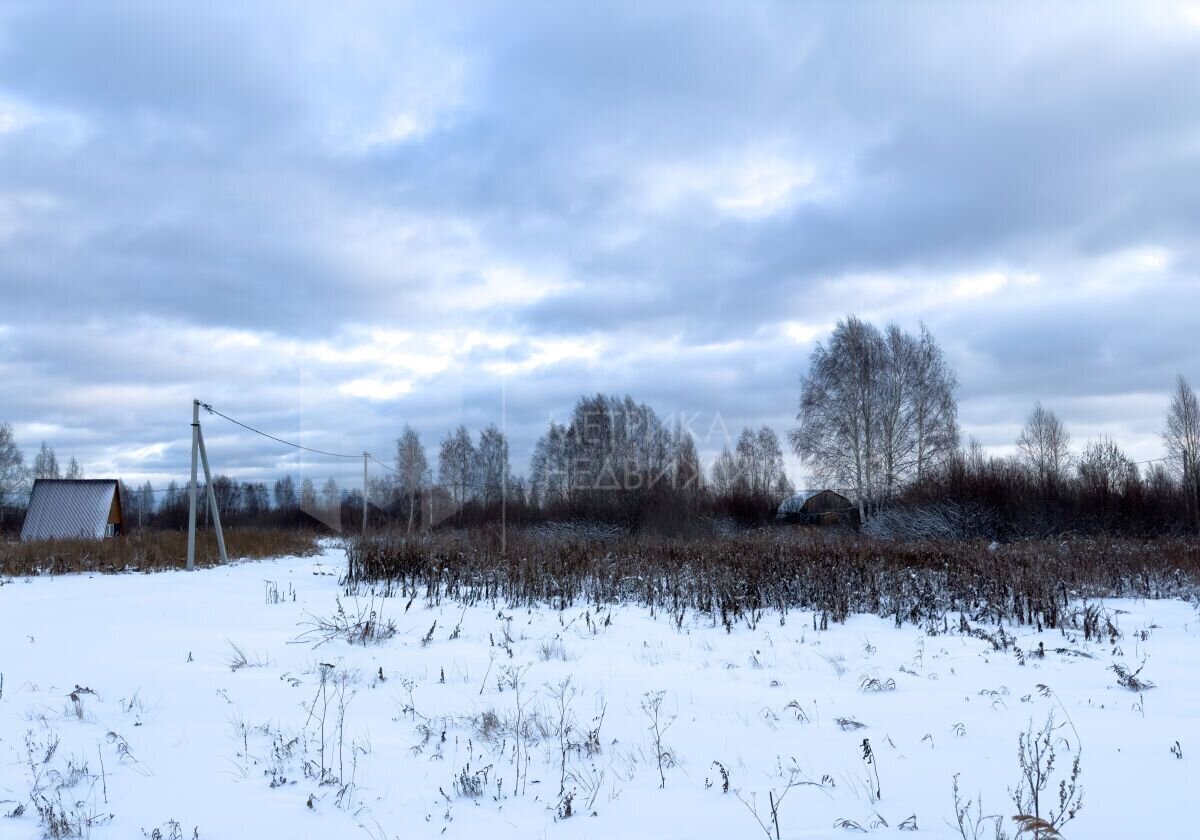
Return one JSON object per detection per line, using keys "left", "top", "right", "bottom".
{"left": 20, "top": 479, "right": 119, "bottom": 541}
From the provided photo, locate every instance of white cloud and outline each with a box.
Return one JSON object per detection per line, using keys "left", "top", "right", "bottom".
{"left": 13, "top": 422, "right": 64, "bottom": 440}
{"left": 780, "top": 320, "right": 833, "bottom": 344}
{"left": 1130, "top": 246, "right": 1170, "bottom": 272}
{"left": 949, "top": 271, "right": 1038, "bottom": 301}
{"left": 0, "top": 95, "right": 88, "bottom": 145}
{"left": 362, "top": 111, "right": 427, "bottom": 147}
{"left": 318, "top": 35, "right": 469, "bottom": 153}
{"left": 485, "top": 336, "right": 605, "bottom": 376}
{"left": 461, "top": 265, "right": 578, "bottom": 311}
{"left": 0, "top": 97, "right": 33, "bottom": 134}
{"left": 640, "top": 151, "right": 821, "bottom": 218}
{"left": 305, "top": 327, "right": 514, "bottom": 379}
{"left": 123, "top": 442, "right": 170, "bottom": 462}
{"left": 0, "top": 192, "right": 59, "bottom": 242}
{"left": 338, "top": 377, "right": 415, "bottom": 401}
{"left": 712, "top": 158, "right": 818, "bottom": 217}
{"left": 1171, "top": 2, "right": 1200, "bottom": 28}
{"left": 325, "top": 208, "right": 575, "bottom": 315}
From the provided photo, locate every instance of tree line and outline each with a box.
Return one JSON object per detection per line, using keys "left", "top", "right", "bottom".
{"left": 790, "top": 316, "right": 1200, "bottom": 537}
{"left": 4, "top": 313, "right": 1199, "bottom": 538}
{"left": 0, "top": 405, "right": 796, "bottom": 535}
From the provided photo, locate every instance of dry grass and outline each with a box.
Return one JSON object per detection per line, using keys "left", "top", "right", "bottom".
{"left": 0, "top": 528, "right": 321, "bottom": 577}
{"left": 344, "top": 528, "right": 1200, "bottom": 631}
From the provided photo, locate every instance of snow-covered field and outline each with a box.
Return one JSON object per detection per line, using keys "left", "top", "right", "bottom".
{"left": 1, "top": 546, "right": 1196, "bottom": 839}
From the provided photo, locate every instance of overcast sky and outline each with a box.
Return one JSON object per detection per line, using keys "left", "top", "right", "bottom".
{"left": 2, "top": 1, "right": 1199, "bottom": 491}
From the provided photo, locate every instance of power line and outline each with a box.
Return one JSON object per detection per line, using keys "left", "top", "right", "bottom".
{"left": 2, "top": 475, "right": 368, "bottom": 500}
{"left": 369, "top": 454, "right": 399, "bottom": 475}
{"left": 200, "top": 402, "right": 363, "bottom": 460}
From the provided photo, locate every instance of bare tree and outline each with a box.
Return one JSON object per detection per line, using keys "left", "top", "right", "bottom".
{"left": 134, "top": 481, "right": 155, "bottom": 527}
{"left": 32, "top": 441, "right": 60, "bottom": 480}
{"left": 64, "top": 456, "right": 84, "bottom": 480}
{"left": 212, "top": 475, "right": 242, "bottom": 519}
{"left": 241, "top": 481, "right": 268, "bottom": 518}
{"left": 709, "top": 446, "right": 739, "bottom": 498}
{"left": 1077, "top": 437, "right": 1136, "bottom": 525}
{"left": 367, "top": 475, "right": 396, "bottom": 515}
{"left": 878, "top": 324, "right": 918, "bottom": 497}
{"left": 528, "top": 394, "right": 672, "bottom": 513}
{"left": 755, "top": 427, "right": 789, "bottom": 503}
{"left": 1077, "top": 437, "right": 1136, "bottom": 500}
{"left": 1164, "top": 374, "right": 1200, "bottom": 531}
{"left": 790, "top": 317, "right": 959, "bottom": 522}
{"left": 395, "top": 424, "right": 428, "bottom": 534}
{"left": 910, "top": 324, "right": 960, "bottom": 482}
{"left": 474, "top": 424, "right": 511, "bottom": 508}
{"left": 729, "top": 426, "right": 790, "bottom": 502}
{"left": 1017, "top": 402, "right": 1072, "bottom": 490}
{"left": 791, "top": 316, "right": 888, "bottom": 522}
{"left": 671, "top": 427, "right": 703, "bottom": 497}
{"left": 530, "top": 421, "right": 571, "bottom": 507}
{"left": 274, "top": 475, "right": 297, "bottom": 509}
{"left": 300, "top": 477, "right": 318, "bottom": 510}
{"left": 321, "top": 477, "right": 340, "bottom": 512}
{"left": 438, "top": 425, "right": 476, "bottom": 522}
{"left": 0, "top": 422, "right": 25, "bottom": 507}
{"left": 734, "top": 429, "right": 759, "bottom": 495}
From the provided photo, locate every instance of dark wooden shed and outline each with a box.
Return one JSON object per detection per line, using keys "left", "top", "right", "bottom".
{"left": 776, "top": 489, "right": 859, "bottom": 527}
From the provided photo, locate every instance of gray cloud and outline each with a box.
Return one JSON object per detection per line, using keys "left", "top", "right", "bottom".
{"left": 1, "top": 1, "right": 1198, "bottom": 486}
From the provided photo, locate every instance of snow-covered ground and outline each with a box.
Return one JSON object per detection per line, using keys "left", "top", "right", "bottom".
{"left": 0, "top": 546, "right": 1196, "bottom": 839}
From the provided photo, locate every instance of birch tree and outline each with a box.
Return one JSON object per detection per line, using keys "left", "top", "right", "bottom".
{"left": 709, "top": 446, "right": 739, "bottom": 497}
{"left": 300, "top": 477, "right": 318, "bottom": 510}
{"left": 273, "top": 475, "right": 296, "bottom": 509}
{"left": 671, "top": 427, "right": 703, "bottom": 497}
{"left": 395, "top": 424, "right": 428, "bottom": 534}
{"left": 790, "top": 317, "right": 958, "bottom": 522}
{"left": 0, "top": 423, "right": 24, "bottom": 506}
{"left": 1017, "top": 402, "right": 1071, "bottom": 490}
{"left": 910, "top": 324, "right": 960, "bottom": 481}
{"left": 1078, "top": 437, "right": 1136, "bottom": 505}
{"left": 1164, "top": 374, "right": 1200, "bottom": 531}
{"left": 791, "top": 316, "right": 887, "bottom": 522}
{"left": 438, "top": 425, "right": 476, "bottom": 521}
{"left": 530, "top": 421, "right": 571, "bottom": 506}
{"left": 474, "top": 424, "right": 511, "bottom": 508}
{"left": 321, "top": 477, "right": 340, "bottom": 512}
{"left": 32, "top": 441, "right": 60, "bottom": 480}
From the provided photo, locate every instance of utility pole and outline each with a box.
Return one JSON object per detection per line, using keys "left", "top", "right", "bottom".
{"left": 187, "top": 400, "right": 200, "bottom": 571}
{"left": 362, "top": 452, "right": 369, "bottom": 536}
{"left": 186, "top": 399, "right": 229, "bottom": 571}
{"left": 196, "top": 419, "right": 228, "bottom": 566}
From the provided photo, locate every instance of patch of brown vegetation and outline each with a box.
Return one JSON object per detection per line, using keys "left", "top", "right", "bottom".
{"left": 0, "top": 528, "right": 321, "bottom": 576}
{"left": 346, "top": 529, "right": 1200, "bottom": 630}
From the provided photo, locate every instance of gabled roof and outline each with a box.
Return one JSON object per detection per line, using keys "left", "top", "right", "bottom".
{"left": 20, "top": 479, "right": 120, "bottom": 542}
{"left": 776, "top": 488, "right": 856, "bottom": 517}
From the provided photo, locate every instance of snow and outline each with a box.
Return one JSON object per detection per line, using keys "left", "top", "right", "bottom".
{"left": 0, "top": 545, "right": 1196, "bottom": 839}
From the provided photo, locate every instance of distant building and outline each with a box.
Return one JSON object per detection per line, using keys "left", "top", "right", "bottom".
{"left": 20, "top": 479, "right": 125, "bottom": 541}
{"left": 776, "top": 489, "right": 859, "bottom": 527}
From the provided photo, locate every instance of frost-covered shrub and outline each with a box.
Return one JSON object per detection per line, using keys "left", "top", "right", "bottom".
{"left": 862, "top": 501, "right": 998, "bottom": 541}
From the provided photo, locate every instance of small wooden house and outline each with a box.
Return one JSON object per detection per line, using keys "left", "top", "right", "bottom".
{"left": 776, "top": 489, "right": 859, "bottom": 527}
{"left": 20, "top": 479, "right": 125, "bottom": 541}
